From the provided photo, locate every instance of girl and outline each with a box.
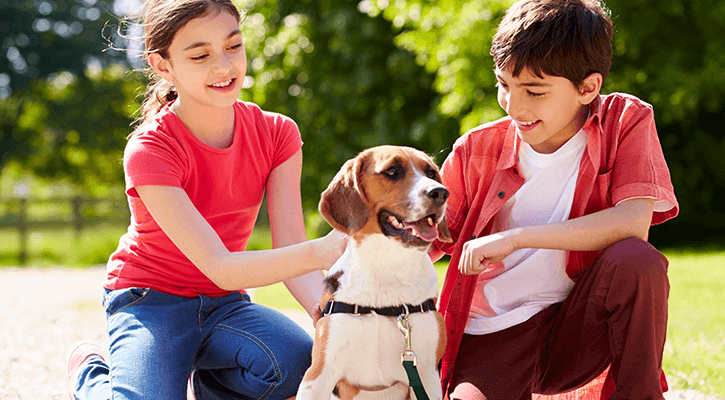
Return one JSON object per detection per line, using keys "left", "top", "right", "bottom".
{"left": 66, "top": 0, "right": 345, "bottom": 399}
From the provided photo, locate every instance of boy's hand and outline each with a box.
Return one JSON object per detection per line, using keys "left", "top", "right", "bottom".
{"left": 459, "top": 232, "right": 517, "bottom": 275}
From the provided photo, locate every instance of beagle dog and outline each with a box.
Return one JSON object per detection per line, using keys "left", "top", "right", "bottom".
{"left": 297, "top": 146, "right": 451, "bottom": 400}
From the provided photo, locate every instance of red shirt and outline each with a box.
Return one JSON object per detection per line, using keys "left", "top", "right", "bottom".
{"left": 435, "top": 93, "right": 678, "bottom": 396}
{"left": 105, "top": 100, "right": 303, "bottom": 298}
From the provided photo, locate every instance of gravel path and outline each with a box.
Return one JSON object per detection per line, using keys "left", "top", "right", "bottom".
{"left": 0, "top": 266, "right": 720, "bottom": 400}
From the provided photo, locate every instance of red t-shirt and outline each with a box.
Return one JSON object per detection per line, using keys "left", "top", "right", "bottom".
{"left": 105, "top": 100, "right": 303, "bottom": 298}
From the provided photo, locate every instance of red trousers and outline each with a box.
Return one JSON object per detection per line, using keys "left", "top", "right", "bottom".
{"left": 448, "top": 238, "right": 670, "bottom": 400}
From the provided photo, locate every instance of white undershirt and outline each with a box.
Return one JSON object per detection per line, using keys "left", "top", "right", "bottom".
{"left": 465, "top": 129, "right": 588, "bottom": 335}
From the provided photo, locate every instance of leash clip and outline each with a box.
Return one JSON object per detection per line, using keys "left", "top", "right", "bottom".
{"left": 397, "top": 305, "right": 417, "bottom": 366}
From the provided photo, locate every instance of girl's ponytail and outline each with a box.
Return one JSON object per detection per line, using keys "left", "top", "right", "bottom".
{"left": 141, "top": 75, "right": 177, "bottom": 122}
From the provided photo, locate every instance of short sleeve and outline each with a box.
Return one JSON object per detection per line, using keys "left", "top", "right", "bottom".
{"left": 608, "top": 101, "right": 679, "bottom": 225}
{"left": 265, "top": 111, "right": 303, "bottom": 170}
{"left": 123, "top": 126, "right": 186, "bottom": 198}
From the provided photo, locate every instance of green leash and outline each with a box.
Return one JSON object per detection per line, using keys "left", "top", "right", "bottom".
{"left": 398, "top": 308, "right": 430, "bottom": 400}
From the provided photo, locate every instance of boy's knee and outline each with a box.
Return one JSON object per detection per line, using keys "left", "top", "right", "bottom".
{"left": 599, "top": 238, "right": 669, "bottom": 301}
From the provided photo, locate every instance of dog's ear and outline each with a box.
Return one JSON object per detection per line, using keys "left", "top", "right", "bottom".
{"left": 437, "top": 216, "right": 453, "bottom": 243}
{"left": 319, "top": 155, "right": 369, "bottom": 234}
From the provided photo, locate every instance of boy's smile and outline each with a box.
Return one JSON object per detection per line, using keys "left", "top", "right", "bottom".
{"left": 495, "top": 66, "right": 599, "bottom": 154}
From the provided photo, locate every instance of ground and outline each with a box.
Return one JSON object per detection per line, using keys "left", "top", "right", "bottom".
{"left": 0, "top": 266, "right": 718, "bottom": 400}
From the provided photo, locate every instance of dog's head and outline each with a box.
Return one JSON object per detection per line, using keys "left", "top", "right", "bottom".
{"left": 319, "top": 145, "right": 452, "bottom": 248}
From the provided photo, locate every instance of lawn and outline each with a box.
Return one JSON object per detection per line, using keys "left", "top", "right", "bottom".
{"left": 1, "top": 225, "right": 723, "bottom": 396}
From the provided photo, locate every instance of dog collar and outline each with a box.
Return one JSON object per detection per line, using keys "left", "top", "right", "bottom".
{"left": 321, "top": 298, "right": 436, "bottom": 317}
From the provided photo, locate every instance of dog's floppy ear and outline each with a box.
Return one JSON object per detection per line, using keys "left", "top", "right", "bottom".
{"left": 319, "top": 154, "right": 369, "bottom": 234}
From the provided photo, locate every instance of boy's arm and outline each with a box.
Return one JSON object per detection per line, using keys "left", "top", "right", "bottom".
{"left": 458, "top": 198, "right": 654, "bottom": 275}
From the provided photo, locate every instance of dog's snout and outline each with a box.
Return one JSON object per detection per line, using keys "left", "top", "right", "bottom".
{"left": 426, "top": 186, "right": 449, "bottom": 205}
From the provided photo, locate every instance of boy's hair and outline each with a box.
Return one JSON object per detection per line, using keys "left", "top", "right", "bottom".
{"left": 490, "top": 0, "right": 614, "bottom": 88}
{"left": 137, "top": 0, "right": 242, "bottom": 125}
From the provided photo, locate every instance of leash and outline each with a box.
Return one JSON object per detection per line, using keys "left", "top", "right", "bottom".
{"left": 321, "top": 299, "right": 433, "bottom": 400}
{"left": 397, "top": 305, "right": 430, "bottom": 400}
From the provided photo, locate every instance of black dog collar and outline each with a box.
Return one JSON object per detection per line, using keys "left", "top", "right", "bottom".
{"left": 321, "top": 298, "right": 436, "bottom": 317}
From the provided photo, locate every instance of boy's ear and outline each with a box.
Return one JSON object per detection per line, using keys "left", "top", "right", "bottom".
{"left": 148, "top": 53, "right": 174, "bottom": 82}
{"left": 579, "top": 72, "right": 603, "bottom": 105}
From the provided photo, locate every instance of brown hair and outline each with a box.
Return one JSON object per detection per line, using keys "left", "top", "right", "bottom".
{"left": 137, "top": 0, "right": 241, "bottom": 125}
{"left": 490, "top": 0, "right": 613, "bottom": 88}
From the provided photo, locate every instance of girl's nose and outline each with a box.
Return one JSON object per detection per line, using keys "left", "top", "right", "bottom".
{"left": 212, "top": 54, "right": 233, "bottom": 73}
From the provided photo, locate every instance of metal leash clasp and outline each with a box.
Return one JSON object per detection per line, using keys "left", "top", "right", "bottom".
{"left": 397, "top": 304, "right": 417, "bottom": 366}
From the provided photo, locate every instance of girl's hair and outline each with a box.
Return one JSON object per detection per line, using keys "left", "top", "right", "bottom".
{"left": 490, "top": 0, "right": 613, "bottom": 88}
{"left": 137, "top": 0, "right": 241, "bottom": 125}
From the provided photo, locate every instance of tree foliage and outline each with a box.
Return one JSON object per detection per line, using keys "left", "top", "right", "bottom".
{"left": 1, "top": 0, "right": 723, "bottom": 245}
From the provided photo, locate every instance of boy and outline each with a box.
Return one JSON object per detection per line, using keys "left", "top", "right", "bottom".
{"left": 430, "top": 0, "right": 678, "bottom": 399}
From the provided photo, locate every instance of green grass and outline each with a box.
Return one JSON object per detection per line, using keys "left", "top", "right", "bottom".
{"left": 2, "top": 226, "right": 723, "bottom": 396}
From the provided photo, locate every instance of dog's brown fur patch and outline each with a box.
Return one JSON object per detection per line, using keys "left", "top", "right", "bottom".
{"left": 302, "top": 317, "right": 329, "bottom": 382}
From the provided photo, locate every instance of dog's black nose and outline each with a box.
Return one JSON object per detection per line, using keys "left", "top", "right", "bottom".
{"left": 426, "top": 186, "right": 449, "bottom": 205}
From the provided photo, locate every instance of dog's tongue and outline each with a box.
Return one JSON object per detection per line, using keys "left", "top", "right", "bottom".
{"left": 403, "top": 219, "right": 439, "bottom": 242}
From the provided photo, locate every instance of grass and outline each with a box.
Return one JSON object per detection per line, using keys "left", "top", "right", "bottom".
{"left": 2, "top": 226, "right": 723, "bottom": 396}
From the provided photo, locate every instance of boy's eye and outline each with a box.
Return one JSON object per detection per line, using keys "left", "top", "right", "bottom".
{"left": 190, "top": 54, "right": 208, "bottom": 61}
{"left": 228, "top": 43, "right": 242, "bottom": 51}
{"left": 527, "top": 91, "right": 545, "bottom": 98}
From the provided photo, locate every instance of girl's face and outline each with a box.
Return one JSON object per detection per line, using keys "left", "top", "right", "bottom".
{"left": 495, "top": 66, "right": 598, "bottom": 154}
{"left": 150, "top": 10, "right": 246, "bottom": 112}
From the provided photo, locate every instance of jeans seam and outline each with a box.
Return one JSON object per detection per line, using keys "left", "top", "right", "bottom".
{"left": 106, "top": 289, "right": 151, "bottom": 316}
{"left": 215, "top": 324, "right": 281, "bottom": 400}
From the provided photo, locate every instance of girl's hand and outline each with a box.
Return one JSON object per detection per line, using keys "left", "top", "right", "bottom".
{"left": 459, "top": 231, "right": 517, "bottom": 275}
{"left": 314, "top": 229, "right": 347, "bottom": 270}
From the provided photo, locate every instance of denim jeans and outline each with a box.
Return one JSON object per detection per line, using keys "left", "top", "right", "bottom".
{"left": 71, "top": 288, "right": 313, "bottom": 400}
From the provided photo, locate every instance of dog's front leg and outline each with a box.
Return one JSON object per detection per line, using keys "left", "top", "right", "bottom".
{"left": 297, "top": 318, "right": 341, "bottom": 400}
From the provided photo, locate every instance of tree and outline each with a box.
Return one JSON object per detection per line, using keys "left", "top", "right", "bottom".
{"left": 0, "top": 0, "right": 139, "bottom": 196}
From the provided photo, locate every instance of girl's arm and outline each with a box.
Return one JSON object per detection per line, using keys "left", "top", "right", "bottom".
{"left": 458, "top": 198, "right": 654, "bottom": 275}
{"left": 134, "top": 152, "right": 344, "bottom": 291}
{"left": 265, "top": 149, "right": 326, "bottom": 319}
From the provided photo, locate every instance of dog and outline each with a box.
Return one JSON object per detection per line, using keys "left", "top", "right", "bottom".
{"left": 297, "top": 145, "right": 452, "bottom": 400}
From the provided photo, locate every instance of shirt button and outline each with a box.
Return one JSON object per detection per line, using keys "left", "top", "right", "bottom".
{"left": 471, "top": 234, "right": 476, "bottom": 240}
{"left": 513, "top": 168, "right": 519, "bottom": 175}
{"left": 497, "top": 190, "right": 505, "bottom": 198}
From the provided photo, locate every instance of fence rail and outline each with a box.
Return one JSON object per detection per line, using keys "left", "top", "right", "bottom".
{"left": 0, "top": 196, "right": 130, "bottom": 265}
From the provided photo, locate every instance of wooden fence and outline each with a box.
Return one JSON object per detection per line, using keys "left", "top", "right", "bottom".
{"left": 0, "top": 196, "right": 130, "bottom": 265}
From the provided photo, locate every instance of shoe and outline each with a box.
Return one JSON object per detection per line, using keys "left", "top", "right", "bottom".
{"left": 66, "top": 341, "right": 105, "bottom": 400}
{"left": 187, "top": 370, "right": 196, "bottom": 400}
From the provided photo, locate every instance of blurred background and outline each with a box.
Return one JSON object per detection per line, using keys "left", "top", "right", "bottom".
{"left": 1, "top": 0, "right": 723, "bottom": 264}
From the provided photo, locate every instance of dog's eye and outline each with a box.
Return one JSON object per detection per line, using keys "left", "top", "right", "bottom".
{"left": 383, "top": 166, "right": 402, "bottom": 179}
{"left": 424, "top": 167, "right": 438, "bottom": 179}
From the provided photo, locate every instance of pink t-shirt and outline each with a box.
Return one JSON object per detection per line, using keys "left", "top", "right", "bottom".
{"left": 105, "top": 100, "right": 303, "bottom": 298}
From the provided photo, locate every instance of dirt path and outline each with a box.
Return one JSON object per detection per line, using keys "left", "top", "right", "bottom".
{"left": 0, "top": 266, "right": 719, "bottom": 400}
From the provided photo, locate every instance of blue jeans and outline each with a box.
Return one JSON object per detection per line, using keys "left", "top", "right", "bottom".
{"left": 71, "top": 288, "right": 313, "bottom": 400}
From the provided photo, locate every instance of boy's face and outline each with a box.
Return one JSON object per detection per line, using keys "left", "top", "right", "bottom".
{"left": 495, "top": 66, "right": 595, "bottom": 154}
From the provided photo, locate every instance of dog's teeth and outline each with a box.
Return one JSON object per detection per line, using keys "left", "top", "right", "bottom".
{"left": 427, "top": 216, "right": 434, "bottom": 226}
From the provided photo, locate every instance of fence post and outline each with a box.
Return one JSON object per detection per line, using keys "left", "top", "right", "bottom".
{"left": 18, "top": 198, "right": 27, "bottom": 266}
{"left": 72, "top": 196, "right": 83, "bottom": 240}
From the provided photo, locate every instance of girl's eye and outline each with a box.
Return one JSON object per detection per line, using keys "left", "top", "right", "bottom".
{"left": 191, "top": 54, "right": 208, "bottom": 61}
{"left": 527, "top": 91, "right": 545, "bottom": 98}
{"left": 229, "top": 43, "right": 242, "bottom": 51}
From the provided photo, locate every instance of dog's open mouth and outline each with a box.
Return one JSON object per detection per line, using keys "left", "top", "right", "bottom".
{"left": 379, "top": 210, "right": 440, "bottom": 243}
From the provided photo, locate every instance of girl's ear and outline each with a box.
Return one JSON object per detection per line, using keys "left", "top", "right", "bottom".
{"left": 579, "top": 72, "right": 602, "bottom": 105}
{"left": 148, "top": 53, "right": 174, "bottom": 82}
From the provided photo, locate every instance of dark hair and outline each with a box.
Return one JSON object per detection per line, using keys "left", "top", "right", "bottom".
{"left": 490, "top": 0, "right": 613, "bottom": 88}
{"left": 137, "top": 0, "right": 241, "bottom": 124}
